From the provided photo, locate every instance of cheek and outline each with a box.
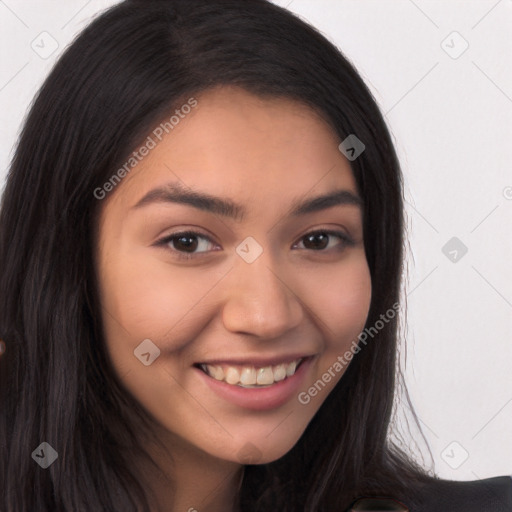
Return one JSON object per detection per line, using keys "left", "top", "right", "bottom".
{"left": 307, "top": 254, "right": 372, "bottom": 343}
{"left": 100, "top": 245, "right": 372, "bottom": 350}
{"left": 98, "top": 246, "right": 229, "bottom": 354}
{"left": 293, "top": 256, "right": 371, "bottom": 408}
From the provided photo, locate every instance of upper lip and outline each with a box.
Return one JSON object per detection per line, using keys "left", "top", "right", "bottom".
{"left": 195, "top": 354, "right": 314, "bottom": 367}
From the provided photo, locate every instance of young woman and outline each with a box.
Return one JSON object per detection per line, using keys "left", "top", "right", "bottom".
{"left": 0, "top": 1, "right": 510, "bottom": 511}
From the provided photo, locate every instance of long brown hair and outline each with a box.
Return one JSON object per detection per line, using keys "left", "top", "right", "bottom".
{"left": 0, "top": 1, "right": 433, "bottom": 510}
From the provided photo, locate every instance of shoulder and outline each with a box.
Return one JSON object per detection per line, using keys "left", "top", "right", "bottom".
{"left": 349, "top": 476, "right": 512, "bottom": 511}
{"left": 411, "top": 475, "right": 512, "bottom": 512}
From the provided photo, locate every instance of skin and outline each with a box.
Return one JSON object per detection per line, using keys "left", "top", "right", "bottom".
{"left": 95, "top": 85, "right": 372, "bottom": 512}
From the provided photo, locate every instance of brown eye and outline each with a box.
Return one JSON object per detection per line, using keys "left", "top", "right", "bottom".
{"left": 155, "top": 228, "right": 355, "bottom": 261}
{"left": 303, "top": 232, "right": 330, "bottom": 250}
{"left": 156, "top": 230, "right": 217, "bottom": 260}
{"left": 295, "top": 230, "right": 354, "bottom": 252}
{"left": 172, "top": 234, "right": 199, "bottom": 253}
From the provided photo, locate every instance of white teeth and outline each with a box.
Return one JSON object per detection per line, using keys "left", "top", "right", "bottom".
{"left": 225, "top": 367, "right": 240, "bottom": 385}
{"left": 203, "top": 364, "right": 225, "bottom": 381}
{"left": 256, "top": 367, "right": 274, "bottom": 385}
{"left": 286, "top": 361, "right": 296, "bottom": 377}
{"left": 200, "top": 358, "right": 304, "bottom": 387}
{"left": 273, "top": 363, "right": 287, "bottom": 382}
{"left": 240, "top": 367, "right": 257, "bottom": 385}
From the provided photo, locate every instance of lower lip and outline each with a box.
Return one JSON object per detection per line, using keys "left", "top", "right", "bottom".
{"left": 194, "top": 357, "right": 314, "bottom": 411}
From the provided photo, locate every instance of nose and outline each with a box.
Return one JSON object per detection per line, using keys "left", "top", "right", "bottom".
{"left": 221, "top": 249, "right": 304, "bottom": 339}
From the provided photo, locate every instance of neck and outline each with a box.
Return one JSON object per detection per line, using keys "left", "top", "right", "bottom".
{"left": 136, "top": 427, "right": 244, "bottom": 512}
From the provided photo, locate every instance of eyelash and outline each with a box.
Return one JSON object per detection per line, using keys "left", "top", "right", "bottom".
{"left": 155, "top": 228, "right": 355, "bottom": 261}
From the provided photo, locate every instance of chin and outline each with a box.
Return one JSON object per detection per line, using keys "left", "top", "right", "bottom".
{"left": 220, "top": 430, "right": 305, "bottom": 465}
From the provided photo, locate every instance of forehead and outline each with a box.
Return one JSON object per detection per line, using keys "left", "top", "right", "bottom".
{"left": 102, "top": 85, "right": 358, "bottom": 216}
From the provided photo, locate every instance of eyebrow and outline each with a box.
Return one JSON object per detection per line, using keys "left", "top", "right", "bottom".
{"left": 131, "top": 181, "right": 362, "bottom": 221}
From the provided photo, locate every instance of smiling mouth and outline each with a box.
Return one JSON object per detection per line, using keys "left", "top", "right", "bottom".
{"left": 194, "top": 357, "right": 307, "bottom": 388}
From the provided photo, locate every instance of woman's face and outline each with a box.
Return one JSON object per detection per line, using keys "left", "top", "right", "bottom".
{"left": 95, "top": 86, "right": 371, "bottom": 465}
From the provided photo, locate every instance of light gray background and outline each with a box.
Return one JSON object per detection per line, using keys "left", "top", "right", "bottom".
{"left": 0, "top": 0, "right": 511, "bottom": 481}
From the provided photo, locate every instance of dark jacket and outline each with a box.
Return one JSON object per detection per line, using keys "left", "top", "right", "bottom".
{"left": 348, "top": 476, "right": 512, "bottom": 511}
